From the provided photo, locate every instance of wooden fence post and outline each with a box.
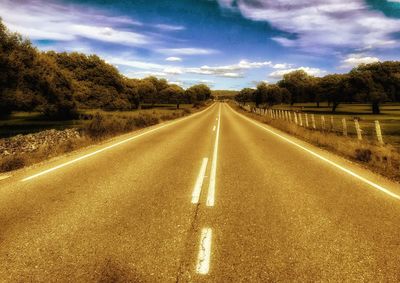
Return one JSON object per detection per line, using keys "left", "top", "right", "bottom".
{"left": 299, "top": 113, "right": 303, "bottom": 126}
{"left": 330, "top": 116, "right": 334, "bottom": 131}
{"left": 294, "top": 112, "right": 298, "bottom": 124}
{"left": 311, "top": 114, "right": 316, "bottom": 129}
{"left": 288, "top": 112, "right": 292, "bottom": 123}
{"left": 375, "top": 120, "right": 384, "bottom": 145}
{"left": 342, "top": 118, "right": 347, "bottom": 136}
{"left": 321, "top": 116, "right": 326, "bottom": 131}
{"left": 305, "top": 113, "right": 309, "bottom": 127}
{"left": 354, "top": 119, "right": 362, "bottom": 141}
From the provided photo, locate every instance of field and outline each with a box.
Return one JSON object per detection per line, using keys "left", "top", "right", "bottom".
{"left": 245, "top": 102, "right": 400, "bottom": 148}
{"left": 0, "top": 104, "right": 194, "bottom": 138}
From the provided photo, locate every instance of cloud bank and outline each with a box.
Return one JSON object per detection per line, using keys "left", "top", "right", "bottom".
{"left": 218, "top": 0, "right": 400, "bottom": 52}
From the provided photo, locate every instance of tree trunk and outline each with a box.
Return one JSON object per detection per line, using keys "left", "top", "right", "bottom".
{"left": 176, "top": 103, "right": 180, "bottom": 109}
{"left": 372, "top": 102, "right": 380, "bottom": 114}
{"left": 332, "top": 102, "right": 339, "bottom": 113}
{"left": 316, "top": 101, "right": 320, "bottom": 108}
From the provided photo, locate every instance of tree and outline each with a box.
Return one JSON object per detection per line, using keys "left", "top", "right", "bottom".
{"left": 143, "top": 76, "right": 168, "bottom": 105}
{"left": 137, "top": 80, "right": 157, "bottom": 109}
{"left": 348, "top": 68, "right": 387, "bottom": 114}
{"left": 265, "top": 84, "right": 287, "bottom": 107}
{"left": 318, "top": 74, "right": 346, "bottom": 112}
{"left": 47, "top": 52, "right": 128, "bottom": 110}
{"left": 161, "top": 84, "right": 185, "bottom": 108}
{"left": 124, "top": 78, "right": 140, "bottom": 109}
{"left": 235, "top": 88, "right": 254, "bottom": 105}
{"left": 278, "top": 70, "right": 313, "bottom": 105}
{"left": 185, "top": 84, "right": 211, "bottom": 103}
{"left": 254, "top": 82, "right": 268, "bottom": 107}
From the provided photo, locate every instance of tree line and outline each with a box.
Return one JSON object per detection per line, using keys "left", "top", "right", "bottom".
{"left": 0, "top": 20, "right": 211, "bottom": 119}
{"left": 236, "top": 62, "right": 400, "bottom": 114}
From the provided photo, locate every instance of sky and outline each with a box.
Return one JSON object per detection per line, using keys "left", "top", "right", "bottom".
{"left": 1, "top": 0, "right": 400, "bottom": 90}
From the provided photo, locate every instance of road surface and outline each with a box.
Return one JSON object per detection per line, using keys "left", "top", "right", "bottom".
{"left": 1, "top": 102, "right": 400, "bottom": 282}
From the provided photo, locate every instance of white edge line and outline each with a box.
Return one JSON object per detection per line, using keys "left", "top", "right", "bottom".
{"left": 0, "top": 175, "right": 11, "bottom": 181}
{"left": 21, "top": 104, "right": 216, "bottom": 182}
{"left": 227, "top": 104, "right": 400, "bottom": 201}
{"left": 192, "top": 158, "right": 209, "bottom": 204}
{"left": 207, "top": 104, "right": 221, "bottom": 206}
{"left": 196, "top": 227, "right": 212, "bottom": 275}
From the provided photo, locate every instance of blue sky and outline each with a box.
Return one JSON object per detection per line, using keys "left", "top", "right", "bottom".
{"left": 2, "top": 0, "right": 400, "bottom": 89}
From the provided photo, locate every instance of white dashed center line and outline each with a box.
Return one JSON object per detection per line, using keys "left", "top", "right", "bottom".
{"left": 196, "top": 228, "right": 212, "bottom": 275}
{"left": 207, "top": 104, "right": 221, "bottom": 207}
{"left": 192, "top": 158, "right": 209, "bottom": 204}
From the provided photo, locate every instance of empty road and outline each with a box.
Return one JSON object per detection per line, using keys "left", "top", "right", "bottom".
{"left": 1, "top": 103, "right": 400, "bottom": 282}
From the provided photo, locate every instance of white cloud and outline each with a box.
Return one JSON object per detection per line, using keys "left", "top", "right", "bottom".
{"left": 165, "top": 57, "right": 183, "bottom": 62}
{"left": 218, "top": 0, "right": 400, "bottom": 51}
{"left": 126, "top": 71, "right": 167, "bottom": 78}
{"left": 340, "top": 54, "right": 380, "bottom": 68}
{"left": 0, "top": 0, "right": 152, "bottom": 46}
{"left": 155, "top": 24, "right": 185, "bottom": 31}
{"left": 105, "top": 57, "right": 168, "bottom": 70}
{"left": 70, "top": 25, "right": 151, "bottom": 45}
{"left": 269, "top": 67, "right": 327, "bottom": 79}
{"left": 186, "top": 60, "right": 272, "bottom": 77}
{"left": 219, "top": 72, "right": 243, "bottom": 78}
{"left": 157, "top": 48, "right": 218, "bottom": 55}
{"left": 163, "top": 67, "right": 184, "bottom": 75}
{"left": 108, "top": 56, "right": 288, "bottom": 80}
{"left": 273, "top": 63, "right": 292, "bottom": 69}
{"left": 167, "top": 80, "right": 183, "bottom": 86}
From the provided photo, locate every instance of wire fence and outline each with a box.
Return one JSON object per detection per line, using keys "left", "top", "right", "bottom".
{"left": 239, "top": 104, "right": 400, "bottom": 148}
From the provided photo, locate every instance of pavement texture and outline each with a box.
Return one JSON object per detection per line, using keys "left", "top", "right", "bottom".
{"left": 1, "top": 102, "right": 400, "bottom": 282}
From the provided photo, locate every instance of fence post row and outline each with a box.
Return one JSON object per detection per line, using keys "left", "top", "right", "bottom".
{"left": 240, "top": 105, "right": 386, "bottom": 146}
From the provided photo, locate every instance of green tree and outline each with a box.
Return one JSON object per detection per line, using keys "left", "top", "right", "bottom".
{"left": 235, "top": 88, "right": 255, "bottom": 105}
{"left": 278, "top": 70, "right": 313, "bottom": 105}
{"left": 185, "top": 84, "right": 211, "bottom": 103}
{"left": 137, "top": 79, "right": 157, "bottom": 109}
{"left": 161, "top": 84, "right": 185, "bottom": 108}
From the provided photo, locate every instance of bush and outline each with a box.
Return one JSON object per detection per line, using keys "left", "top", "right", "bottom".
{"left": 0, "top": 155, "right": 26, "bottom": 171}
{"left": 83, "top": 112, "right": 161, "bottom": 140}
{"left": 355, "top": 148, "right": 372, "bottom": 162}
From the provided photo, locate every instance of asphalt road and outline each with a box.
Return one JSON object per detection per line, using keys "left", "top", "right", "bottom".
{"left": 1, "top": 102, "right": 400, "bottom": 282}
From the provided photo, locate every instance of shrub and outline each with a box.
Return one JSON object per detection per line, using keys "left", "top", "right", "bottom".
{"left": 0, "top": 155, "right": 26, "bottom": 171}
{"left": 355, "top": 148, "right": 372, "bottom": 162}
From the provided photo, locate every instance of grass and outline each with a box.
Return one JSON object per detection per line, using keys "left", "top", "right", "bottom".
{"left": 0, "top": 104, "right": 201, "bottom": 173}
{"left": 233, "top": 102, "right": 400, "bottom": 182}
